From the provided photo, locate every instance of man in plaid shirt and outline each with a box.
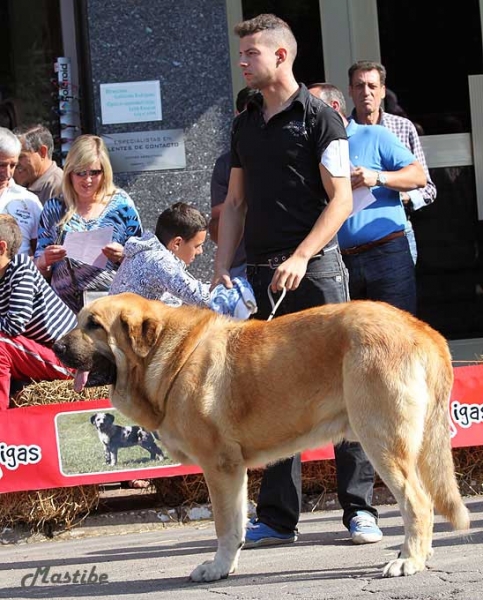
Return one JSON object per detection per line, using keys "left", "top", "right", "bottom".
{"left": 348, "top": 60, "right": 436, "bottom": 263}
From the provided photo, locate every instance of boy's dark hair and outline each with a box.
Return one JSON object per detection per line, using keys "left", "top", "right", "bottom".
{"left": 155, "top": 202, "right": 207, "bottom": 246}
{"left": 0, "top": 214, "right": 21, "bottom": 257}
{"left": 13, "top": 123, "right": 55, "bottom": 159}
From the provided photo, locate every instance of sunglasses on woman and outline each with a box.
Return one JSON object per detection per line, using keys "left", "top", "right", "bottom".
{"left": 73, "top": 169, "right": 103, "bottom": 178}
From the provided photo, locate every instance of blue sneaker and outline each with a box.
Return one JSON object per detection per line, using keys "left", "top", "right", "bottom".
{"left": 349, "top": 511, "right": 383, "bottom": 544}
{"left": 243, "top": 519, "right": 297, "bottom": 549}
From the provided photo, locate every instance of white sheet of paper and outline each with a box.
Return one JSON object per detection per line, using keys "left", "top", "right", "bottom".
{"left": 63, "top": 226, "right": 114, "bottom": 268}
{"left": 351, "top": 186, "right": 377, "bottom": 216}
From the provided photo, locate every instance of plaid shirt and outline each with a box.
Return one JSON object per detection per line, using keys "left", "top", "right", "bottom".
{"left": 351, "top": 109, "right": 437, "bottom": 210}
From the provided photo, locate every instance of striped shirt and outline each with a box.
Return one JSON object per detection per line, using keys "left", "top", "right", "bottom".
{"left": 0, "top": 254, "right": 77, "bottom": 344}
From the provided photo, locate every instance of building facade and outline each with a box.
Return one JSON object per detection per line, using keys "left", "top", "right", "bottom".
{"left": 2, "top": 0, "right": 483, "bottom": 358}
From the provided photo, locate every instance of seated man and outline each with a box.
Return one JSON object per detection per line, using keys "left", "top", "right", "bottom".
{"left": 13, "top": 123, "right": 63, "bottom": 205}
{"left": 0, "top": 214, "right": 77, "bottom": 409}
{"left": 0, "top": 127, "right": 42, "bottom": 255}
{"left": 110, "top": 201, "right": 256, "bottom": 319}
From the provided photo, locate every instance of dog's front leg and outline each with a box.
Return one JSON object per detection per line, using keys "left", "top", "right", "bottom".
{"left": 189, "top": 464, "right": 247, "bottom": 582}
{"left": 109, "top": 448, "right": 117, "bottom": 467}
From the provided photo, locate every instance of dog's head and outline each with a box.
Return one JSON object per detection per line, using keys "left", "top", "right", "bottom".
{"left": 53, "top": 292, "right": 166, "bottom": 393}
{"left": 90, "top": 412, "right": 115, "bottom": 430}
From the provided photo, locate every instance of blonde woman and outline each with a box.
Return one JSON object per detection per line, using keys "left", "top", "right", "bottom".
{"left": 34, "top": 135, "right": 142, "bottom": 313}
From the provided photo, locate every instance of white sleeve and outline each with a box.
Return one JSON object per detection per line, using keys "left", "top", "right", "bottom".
{"left": 321, "top": 139, "right": 350, "bottom": 177}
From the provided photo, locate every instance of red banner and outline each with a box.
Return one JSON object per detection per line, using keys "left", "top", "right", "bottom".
{"left": 0, "top": 365, "right": 482, "bottom": 494}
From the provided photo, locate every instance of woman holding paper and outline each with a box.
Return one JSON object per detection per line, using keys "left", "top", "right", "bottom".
{"left": 34, "top": 134, "right": 142, "bottom": 313}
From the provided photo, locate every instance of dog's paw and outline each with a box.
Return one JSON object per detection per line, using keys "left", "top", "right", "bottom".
{"left": 382, "top": 557, "right": 425, "bottom": 577}
{"left": 189, "top": 560, "right": 231, "bottom": 582}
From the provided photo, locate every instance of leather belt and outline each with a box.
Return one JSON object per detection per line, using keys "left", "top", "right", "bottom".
{"left": 247, "top": 245, "right": 338, "bottom": 269}
{"left": 340, "top": 230, "right": 405, "bottom": 256}
{"left": 247, "top": 253, "right": 321, "bottom": 269}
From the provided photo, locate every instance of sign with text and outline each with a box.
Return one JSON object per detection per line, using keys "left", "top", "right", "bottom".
{"left": 103, "top": 130, "right": 186, "bottom": 172}
{"left": 0, "top": 365, "right": 482, "bottom": 494}
{"left": 100, "top": 80, "right": 162, "bottom": 125}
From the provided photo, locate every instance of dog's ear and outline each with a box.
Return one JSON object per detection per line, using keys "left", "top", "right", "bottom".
{"left": 119, "top": 310, "right": 162, "bottom": 358}
{"left": 90, "top": 414, "right": 96, "bottom": 424}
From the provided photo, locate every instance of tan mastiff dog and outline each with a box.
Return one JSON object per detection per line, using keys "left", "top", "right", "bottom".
{"left": 53, "top": 292, "right": 469, "bottom": 582}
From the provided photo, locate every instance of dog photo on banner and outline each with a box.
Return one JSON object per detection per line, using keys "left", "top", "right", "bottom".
{"left": 55, "top": 408, "right": 173, "bottom": 475}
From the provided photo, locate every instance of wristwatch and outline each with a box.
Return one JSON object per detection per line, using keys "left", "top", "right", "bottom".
{"left": 376, "top": 171, "right": 388, "bottom": 186}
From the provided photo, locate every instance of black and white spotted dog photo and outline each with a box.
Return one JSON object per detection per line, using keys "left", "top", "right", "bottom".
{"left": 90, "top": 412, "right": 166, "bottom": 466}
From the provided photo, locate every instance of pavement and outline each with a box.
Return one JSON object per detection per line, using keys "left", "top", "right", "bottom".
{"left": 1, "top": 495, "right": 483, "bottom": 599}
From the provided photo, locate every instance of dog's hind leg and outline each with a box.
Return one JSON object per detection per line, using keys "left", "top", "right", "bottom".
{"left": 347, "top": 370, "right": 433, "bottom": 577}
{"left": 189, "top": 457, "right": 247, "bottom": 582}
{"left": 376, "top": 455, "right": 433, "bottom": 577}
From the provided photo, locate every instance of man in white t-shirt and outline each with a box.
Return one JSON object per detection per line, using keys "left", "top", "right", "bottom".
{"left": 0, "top": 127, "right": 42, "bottom": 255}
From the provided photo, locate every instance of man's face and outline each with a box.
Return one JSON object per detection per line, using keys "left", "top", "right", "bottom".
{"left": 13, "top": 149, "right": 43, "bottom": 187}
{"left": 238, "top": 32, "right": 279, "bottom": 90}
{"left": 349, "top": 68, "right": 386, "bottom": 119}
{"left": 174, "top": 230, "right": 206, "bottom": 266}
{"left": 0, "top": 152, "right": 19, "bottom": 192}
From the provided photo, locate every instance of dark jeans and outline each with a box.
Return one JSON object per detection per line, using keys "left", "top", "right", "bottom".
{"left": 335, "top": 234, "right": 417, "bottom": 529}
{"left": 342, "top": 234, "right": 416, "bottom": 314}
{"left": 247, "top": 249, "right": 351, "bottom": 534}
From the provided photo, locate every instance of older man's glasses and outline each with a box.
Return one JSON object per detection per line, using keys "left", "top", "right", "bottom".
{"left": 73, "top": 169, "right": 103, "bottom": 178}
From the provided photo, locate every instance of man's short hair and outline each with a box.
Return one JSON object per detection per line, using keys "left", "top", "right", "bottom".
{"left": 0, "top": 214, "right": 22, "bottom": 257}
{"left": 235, "top": 87, "right": 259, "bottom": 113}
{"left": 348, "top": 60, "right": 387, "bottom": 86}
{"left": 13, "top": 124, "right": 55, "bottom": 159}
{"left": 155, "top": 202, "right": 207, "bottom": 246}
{"left": 0, "top": 126, "right": 21, "bottom": 156}
{"left": 308, "top": 83, "right": 347, "bottom": 115}
{"left": 234, "top": 13, "right": 297, "bottom": 61}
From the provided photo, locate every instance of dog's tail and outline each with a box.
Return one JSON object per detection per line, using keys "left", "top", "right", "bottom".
{"left": 418, "top": 358, "right": 470, "bottom": 532}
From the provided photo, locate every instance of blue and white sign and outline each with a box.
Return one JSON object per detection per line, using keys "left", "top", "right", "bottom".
{"left": 100, "top": 80, "right": 162, "bottom": 125}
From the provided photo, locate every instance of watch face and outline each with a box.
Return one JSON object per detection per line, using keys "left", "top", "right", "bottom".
{"left": 379, "top": 173, "right": 388, "bottom": 185}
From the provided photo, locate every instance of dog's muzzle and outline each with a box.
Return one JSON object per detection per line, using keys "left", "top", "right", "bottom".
{"left": 53, "top": 336, "right": 117, "bottom": 392}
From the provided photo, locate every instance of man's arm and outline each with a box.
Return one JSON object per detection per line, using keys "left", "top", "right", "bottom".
{"left": 271, "top": 166, "right": 352, "bottom": 292}
{"left": 351, "top": 161, "right": 426, "bottom": 192}
{"left": 209, "top": 152, "right": 231, "bottom": 245}
{"left": 212, "top": 167, "right": 246, "bottom": 289}
{"left": 407, "top": 125, "right": 437, "bottom": 208}
{"left": 208, "top": 204, "right": 223, "bottom": 244}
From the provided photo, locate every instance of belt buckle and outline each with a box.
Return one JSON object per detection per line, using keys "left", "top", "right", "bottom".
{"left": 268, "top": 254, "right": 289, "bottom": 269}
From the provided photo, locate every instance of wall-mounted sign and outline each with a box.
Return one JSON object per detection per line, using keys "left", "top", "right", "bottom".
{"left": 102, "top": 130, "right": 186, "bottom": 172}
{"left": 100, "top": 80, "right": 162, "bottom": 125}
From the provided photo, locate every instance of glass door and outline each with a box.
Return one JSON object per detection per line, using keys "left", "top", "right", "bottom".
{"left": 377, "top": 0, "right": 483, "bottom": 348}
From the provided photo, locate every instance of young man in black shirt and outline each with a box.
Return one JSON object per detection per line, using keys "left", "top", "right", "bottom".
{"left": 213, "top": 14, "right": 382, "bottom": 547}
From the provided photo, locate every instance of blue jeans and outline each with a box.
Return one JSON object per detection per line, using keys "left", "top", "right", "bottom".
{"left": 247, "top": 249, "right": 350, "bottom": 533}
{"left": 342, "top": 234, "right": 416, "bottom": 314}
{"left": 336, "top": 234, "right": 416, "bottom": 529}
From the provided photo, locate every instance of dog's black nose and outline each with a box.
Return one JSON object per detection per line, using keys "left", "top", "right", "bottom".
{"left": 52, "top": 339, "right": 65, "bottom": 357}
